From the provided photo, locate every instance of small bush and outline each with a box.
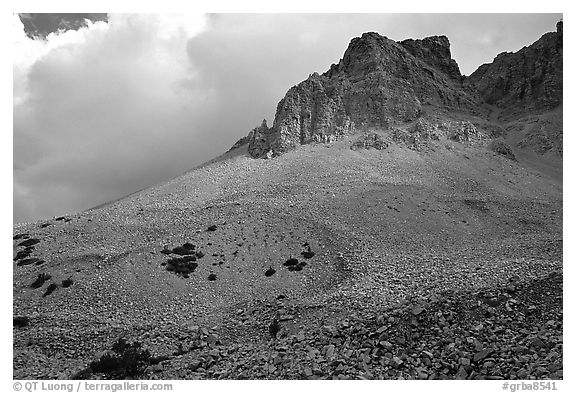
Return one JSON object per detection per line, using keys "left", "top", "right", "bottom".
{"left": 13, "top": 316, "right": 29, "bottom": 328}
{"left": 301, "top": 246, "right": 315, "bottom": 259}
{"left": 89, "top": 338, "right": 152, "bottom": 379}
{"left": 18, "top": 238, "right": 40, "bottom": 247}
{"left": 182, "top": 242, "right": 196, "bottom": 250}
{"left": 62, "top": 278, "right": 74, "bottom": 288}
{"left": 14, "top": 249, "right": 33, "bottom": 261}
{"left": 166, "top": 256, "right": 198, "bottom": 277}
{"left": 31, "top": 273, "right": 52, "bottom": 289}
{"left": 265, "top": 267, "right": 276, "bottom": 277}
{"left": 17, "top": 258, "right": 44, "bottom": 267}
{"left": 43, "top": 283, "right": 58, "bottom": 297}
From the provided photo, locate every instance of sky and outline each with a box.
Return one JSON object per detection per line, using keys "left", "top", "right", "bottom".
{"left": 12, "top": 13, "right": 562, "bottom": 223}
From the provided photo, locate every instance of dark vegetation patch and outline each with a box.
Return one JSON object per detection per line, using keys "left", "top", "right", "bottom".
{"left": 166, "top": 256, "right": 198, "bottom": 277}
{"left": 17, "top": 258, "right": 45, "bottom": 267}
{"left": 18, "top": 238, "right": 40, "bottom": 247}
{"left": 208, "top": 273, "right": 217, "bottom": 281}
{"left": 30, "top": 273, "right": 52, "bottom": 289}
{"left": 73, "top": 338, "right": 165, "bottom": 379}
{"left": 284, "top": 246, "right": 314, "bottom": 272}
{"left": 62, "top": 278, "right": 74, "bottom": 288}
{"left": 162, "top": 242, "right": 206, "bottom": 278}
{"left": 265, "top": 267, "right": 276, "bottom": 277}
{"left": 14, "top": 248, "right": 34, "bottom": 261}
{"left": 40, "top": 223, "right": 52, "bottom": 228}
{"left": 207, "top": 225, "right": 218, "bottom": 232}
{"left": 291, "top": 264, "right": 303, "bottom": 272}
{"left": 182, "top": 242, "right": 195, "bottom": 250}
{"left": 301, "top": 245, "right": 315, "bottom": 259}
{"left": 13, "top": 233, "right": 30, "bottom": 240}
{"left": 43, "top": 283, "right": 58, "bottom": 297}
{"left": 13, "top": 316, "right": 29, "bottom": 328}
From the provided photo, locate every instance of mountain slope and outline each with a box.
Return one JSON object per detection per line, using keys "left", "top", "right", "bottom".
{"left": 13, "top": 135, "right": 562, "bottom": 379}
{"left": 13, "top": 25, "right": 562, "bottom": 380}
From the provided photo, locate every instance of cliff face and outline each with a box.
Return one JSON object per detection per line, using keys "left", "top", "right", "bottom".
{"left": 399, "top": 35, "right": 462, "bottom": 81}
{"left": 246, "top": 32, "right": 481, "bottom": 158}
{"left": 466, "top": 21, "right": 563, "bottom": 121}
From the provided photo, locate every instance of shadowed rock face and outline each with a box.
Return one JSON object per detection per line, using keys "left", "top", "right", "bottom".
{"left": 399, "top": 35, "right": 463, "bottom": 80}
{"left": 245, "top": 32, "right": 481, "bottom": 158}
{"left": 466, "top": 21, "right": 563, "bottom": 121}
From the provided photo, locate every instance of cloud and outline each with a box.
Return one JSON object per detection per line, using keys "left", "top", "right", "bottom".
{"left": 13, "top": 13, "right": 561, "bottom": 223}
{"left": 13, "top": 14, "right": 208, "bottom": 222}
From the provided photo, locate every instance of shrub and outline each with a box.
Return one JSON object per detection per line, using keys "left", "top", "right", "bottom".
{"left": 13, "top": 316, "right": 29, "bottom": 328}
{"left": 265, "top": 267, "right": 276, "bottom": 277}
{"left": 17, "top": 258, "right": 44, "bottom": 267}
{"left": 31, "top": 273, "right": 51, "bottom": 289}
{"left": 89, "top": 338, "right": 152, "bottom": 379}
{"left": 43, "top": 283, "right": 58, "bottom": 297}
{"left": 18, "top": 238, "right": 40, "bottom": 247}
{"left": 14, "top": 249, "right": 33, "bottom": 261}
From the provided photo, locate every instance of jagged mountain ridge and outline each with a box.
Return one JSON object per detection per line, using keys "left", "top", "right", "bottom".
{"left": 245, "top": 32, "right": 484, "bottom": 158}
{"left": 237, "top": 25, "right": 562, "bottom": 159}
{"left": 466, "top": 21, "right": 563, "bottom": 121}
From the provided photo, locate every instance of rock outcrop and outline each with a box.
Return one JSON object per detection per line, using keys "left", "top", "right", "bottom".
{"left": 489, "top": 139, "right": 516, "bottom": 160}
{"left": 466, "top": 21, "right": 563, "bottom": 121}
{"left": 241, "top": 23, "right": 562, "bottom": 158}
{"left": 247, "top": 32, "right": 482, "bottom": 158}
{"left": 350, "top": 133, "right": 389, "bottom": 151}
{"left": 399, "top": 36, "right": 462, "bottom": 80}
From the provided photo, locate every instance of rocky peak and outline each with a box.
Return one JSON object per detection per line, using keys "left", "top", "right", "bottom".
{"left": 337, "top": 32, "right": 399, "bottom": 76}
{"left": 400, "top": 35, "right": 462, "bottom": 80}
{"left": 245, "top": 31, "right": 482, "bottom": 158}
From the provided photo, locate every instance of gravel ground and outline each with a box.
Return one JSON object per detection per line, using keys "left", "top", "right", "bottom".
{"left": 13, "top": 135, "right": 562, "bottom": 379}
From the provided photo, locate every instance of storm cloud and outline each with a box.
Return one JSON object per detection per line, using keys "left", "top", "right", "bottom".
{"left": 13, "top": 13, "right": 561, "bottom": 223}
